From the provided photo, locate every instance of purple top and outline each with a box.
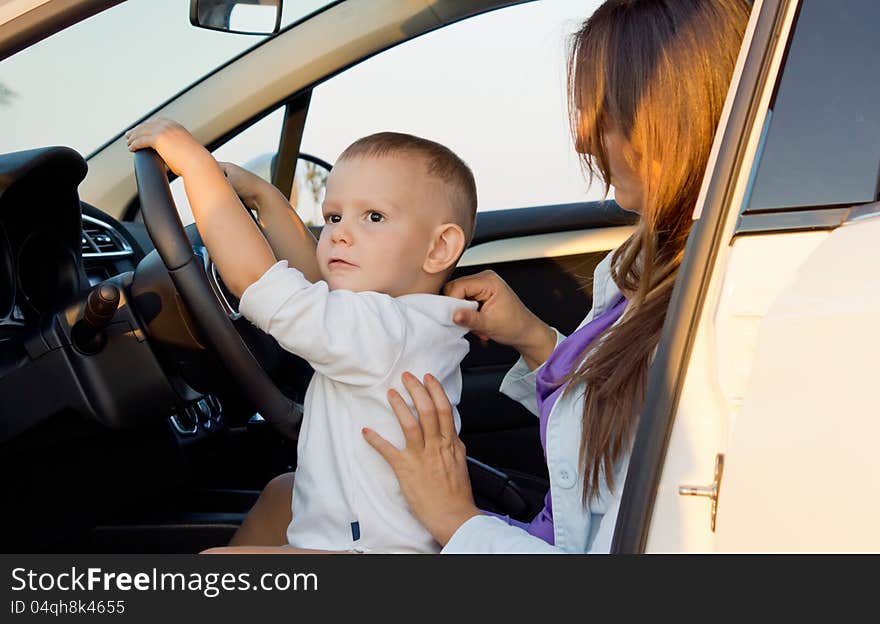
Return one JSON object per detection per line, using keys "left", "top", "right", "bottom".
{"left": 483, "top": 296, "right": 627, "bottom": 544}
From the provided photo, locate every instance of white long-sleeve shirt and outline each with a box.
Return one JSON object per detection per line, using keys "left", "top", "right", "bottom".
{"left": 239, "top": 260, "right": 477, "bottom": 553}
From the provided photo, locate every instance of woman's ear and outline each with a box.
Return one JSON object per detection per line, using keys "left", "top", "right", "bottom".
{"left": 423, "top": 223, "right": 466, "bottom": 275}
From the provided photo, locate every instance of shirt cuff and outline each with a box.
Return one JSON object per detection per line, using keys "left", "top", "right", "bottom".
{"left": 498, "top": 328, "right": 565, "bottom": 416}
{"left": 238, "top": 259, "right": 311, "bottom": 332}
{"left": 441, "top": 515, "right": 509, "bottom": 554}
{"left": 441, "top": 514, "right": 561, "bottom": 554}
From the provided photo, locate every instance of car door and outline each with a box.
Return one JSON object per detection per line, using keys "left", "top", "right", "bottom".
{"left": 614, "top": 0, "right": 880, "bottom": 552}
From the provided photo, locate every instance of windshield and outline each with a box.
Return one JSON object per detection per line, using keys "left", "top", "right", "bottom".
{"left": 0, "top": 0, "right": 335, "bottom": 157}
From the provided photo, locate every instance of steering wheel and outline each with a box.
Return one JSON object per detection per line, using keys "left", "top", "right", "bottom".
{"left": 133, "top": 149, "right": 302, "bottom": 439}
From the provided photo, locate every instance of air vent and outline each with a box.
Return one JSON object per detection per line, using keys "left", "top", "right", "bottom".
{"left": 81, "top": 215, "right": 133, "bottom": 258}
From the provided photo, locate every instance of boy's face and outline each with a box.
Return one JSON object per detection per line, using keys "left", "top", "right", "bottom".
{"left": 316, "top": 154, "right": 451, "bottom": 296}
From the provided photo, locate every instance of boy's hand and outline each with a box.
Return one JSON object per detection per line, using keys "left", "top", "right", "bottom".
{"left": 125, "top": 118, "right": 214, "bottom": 178}
{"left": 218, "top": 162, "right": 279, "bottom": 211}
{"left": 218, "top": 162, "right": 318, "bottom": 281}
{"left": 126, "top": 117, "right": 277, "bottom": 298}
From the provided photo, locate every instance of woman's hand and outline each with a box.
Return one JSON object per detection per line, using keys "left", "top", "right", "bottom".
{"left": 362, "top": 372, "right": 481, "bottom": 548}
{"left": 218, "top": 162, "right": 283, "bottom": 212}
{"left": 125, "top": 118, "right": 214, "bottom": 178}
{"left": 444, "top": 270, "right": 556, "bottom": 370}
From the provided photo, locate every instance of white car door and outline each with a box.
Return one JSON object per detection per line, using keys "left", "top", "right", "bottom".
{"left": 613, "top": 0, "right": 880, "bottom": 553}
{"left": 716, "top": 211, "right": 880, "bottom": 552}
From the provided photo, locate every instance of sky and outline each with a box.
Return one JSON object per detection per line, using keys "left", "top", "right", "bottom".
{"left": 0, "top": 0, "right": 608, "bottom": 223}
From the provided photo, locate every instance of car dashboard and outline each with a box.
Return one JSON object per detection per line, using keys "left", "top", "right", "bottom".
{"left": 0, "top": 148, "right": 86, "bottom": 330}
{"left": 0, "top": 146, "right": 249, "bottom": 445}
{"left": 0, "top": 153, "right": 144, "bottom": 322}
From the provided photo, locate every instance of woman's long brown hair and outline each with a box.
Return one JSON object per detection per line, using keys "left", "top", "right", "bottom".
{"left": 564, "top": 0, "right": 750, "bottom": 502}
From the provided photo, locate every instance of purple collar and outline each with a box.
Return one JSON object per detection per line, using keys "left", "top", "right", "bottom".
{"left": 481, "top": 295, "right": 627, "bottom": 545}
{"left": 535, "top": 296, "right": 628, "bottom": 450}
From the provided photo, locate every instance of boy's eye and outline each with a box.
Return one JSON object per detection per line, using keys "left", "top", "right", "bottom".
{"left": 326, "top": 214, "right": 341, "bottom": 224}
{"left": 368, "top": 212, "right": 384, "bottom": 223}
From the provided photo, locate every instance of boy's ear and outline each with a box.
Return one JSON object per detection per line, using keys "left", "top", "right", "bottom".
{"left": 423, "top": 223, "right": 466, "bottom": 275}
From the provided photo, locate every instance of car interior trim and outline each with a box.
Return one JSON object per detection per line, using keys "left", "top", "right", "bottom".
{"left": 0, "top": 0, "right": 123, "bottom": 62}
{"left": 458, "top": 225, "right": 635, "bottom": 268}
{"left": 844, "top": 200, "right": 880, "bottom": 224}
{"left": 169, "top": 413, "right": 199, "bottom": 436}
{"left": 0, "top": 0, "right": 53, "bottom": 25}
{"left": 612, "top": 0, "right": 798, "bottom": 553}
{"left": 733, "top": 205, "right": 857, "bottom": 236}
{"left": 81, "top": 214, "right": 134, "bottom": 259}
{"left": 203, "top": 250, "right": 241, "bottom": 319}
{"left": 273, "top": 91, "right": 312, "bottom": 201}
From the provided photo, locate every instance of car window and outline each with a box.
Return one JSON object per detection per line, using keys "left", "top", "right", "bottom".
{"left": 0, "top": 0, "right": 337, "bottom": 158}
{"left": 743, "top": 0, "right": 880, "bottom": 212}
{"left": 177, "top": 0, "right": 607, "bottom": 226}
{"left": 170, "top": 107, "right": 329, "bottom": 226}
{"left": 299, "top": 0, "right": 607, "bottom": 216}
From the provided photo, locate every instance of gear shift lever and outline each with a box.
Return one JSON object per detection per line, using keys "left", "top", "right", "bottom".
{"left": 72, "top": 282, "right": 120, "bottom": 354}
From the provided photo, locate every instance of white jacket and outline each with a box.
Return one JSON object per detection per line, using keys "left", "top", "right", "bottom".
{"left": 442, "top": 251, "right": 629, "bottom": 554}
{"left": 239, "top": 260, "right": 478, "bottom": 553}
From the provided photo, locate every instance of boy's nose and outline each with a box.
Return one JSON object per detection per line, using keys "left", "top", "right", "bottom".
{"left": 330, "top": 223, "right": 352, "bottom": 245}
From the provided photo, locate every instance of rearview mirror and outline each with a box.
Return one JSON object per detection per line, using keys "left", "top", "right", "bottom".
{"left": 189, "top": 0, "right": 283, "bottom": 35}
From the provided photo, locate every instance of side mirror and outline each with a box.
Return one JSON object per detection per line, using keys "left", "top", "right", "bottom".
{"left": 189, "top": 0, "right": 283, "bottom": 35}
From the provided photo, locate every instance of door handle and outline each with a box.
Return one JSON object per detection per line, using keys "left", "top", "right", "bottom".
{"left": 679, "top": 453, "right": 724, "bottom": 532}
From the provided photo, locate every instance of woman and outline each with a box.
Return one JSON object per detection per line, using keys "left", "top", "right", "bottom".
{"left": 221, "top": 0, "right": 751, "bottom": 554}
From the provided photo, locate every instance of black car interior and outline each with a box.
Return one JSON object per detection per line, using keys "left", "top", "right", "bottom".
{"left": 0, "top": 145, "right": 636, "bottom": 553}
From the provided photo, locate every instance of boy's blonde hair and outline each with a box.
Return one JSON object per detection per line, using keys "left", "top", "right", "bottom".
{"left": 337, "top": 132, "right": 478, "bottom": 248}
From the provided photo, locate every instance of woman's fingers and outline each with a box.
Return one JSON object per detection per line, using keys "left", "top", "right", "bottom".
{"left": 451, "top": 309, "right": 489, "bottom": 341}
{"left": 361, "top": 427, "right": 402, "bottom": 469}
{"left": 370, "top": 374, "right": 480, "bottom": 546}
{"left": 443, "top": 270, "right": 495, "bottom": 301}
{"left": 401, "top": 372, "right": 441, "bottom": 443}
{"left": 452, "top": 306, "right": 481, "bottom": 330}
{"left": 452, "top": 307, "right": 490, "bottom": 341}
{"left": 424, "top": 373, "right": 457, "bottom": 442}
{"left": 446, "top": 272, "right": 506, "bottom": 342}
{"left": 387, "top": 386, "right": 424, "bottom": 450}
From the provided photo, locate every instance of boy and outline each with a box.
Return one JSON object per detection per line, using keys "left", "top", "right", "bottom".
{"left": 126, "top": 120, "right": 478, "bottom": 553}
